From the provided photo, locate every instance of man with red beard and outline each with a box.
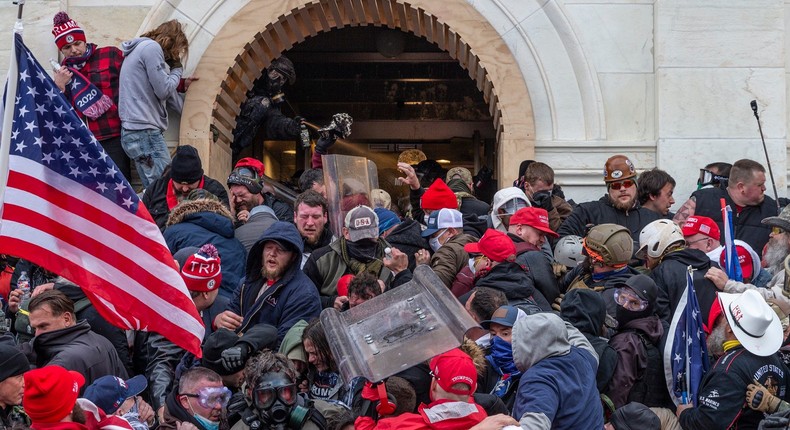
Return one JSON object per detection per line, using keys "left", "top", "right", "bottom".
{"left": 293, "top": 190, "right": 335, "bottom": 269}
{"left": 215, "top": 222, "right": 321, "bottom": 347}
{"left": 557, "top": 155, "right": 660, "bottom": 244}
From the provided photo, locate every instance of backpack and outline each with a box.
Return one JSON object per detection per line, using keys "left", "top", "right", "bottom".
{"left": 14, "top": 296, "right": 91, "bottom": 343}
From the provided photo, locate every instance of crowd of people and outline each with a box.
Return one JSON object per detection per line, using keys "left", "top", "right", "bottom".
{"left": 3, "top": 11, "right": 790, "bottom": 430}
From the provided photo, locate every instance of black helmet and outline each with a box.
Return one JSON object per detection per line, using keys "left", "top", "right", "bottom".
{"left": 269, "top": 56, "right": 296, "bottom": 85}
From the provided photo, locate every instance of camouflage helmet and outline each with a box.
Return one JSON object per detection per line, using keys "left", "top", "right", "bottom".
{"left": 604, "top": 155, "right": 637, "bottom": 183}
{"left": 269, "top": 56, "right": 296, "bottom": 85}
{"left": 583, "top": 224, "right": 633, "bottom": 266}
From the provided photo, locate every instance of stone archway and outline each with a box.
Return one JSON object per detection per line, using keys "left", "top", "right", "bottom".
{"left": 162, "top": 0, "right": 535, "bottom": 183}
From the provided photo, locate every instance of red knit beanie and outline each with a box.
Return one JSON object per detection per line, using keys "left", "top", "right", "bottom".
{"left": 24, "top": 365, "right": 84, "bottom": 424}
{"left": 181, "top": 244, "right": 222, "bottom": 292}
{"left": 52, "top": 12, "right": 86, "bottom": 50}
{"left": 420, "top": 178, "right": 458, "bottom": 211}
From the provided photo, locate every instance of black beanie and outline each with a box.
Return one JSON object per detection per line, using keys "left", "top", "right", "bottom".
{"left": 609, "top": 402, "right": 660, "bottom": 430}
{"left": 201, "top": 328, "right": 241, "bottom": 376}
{"left": 171, "top": 145, "right": 203, "bottom": 184}
{"left": 0, "top": 342, "right": 30, "bottom": 381}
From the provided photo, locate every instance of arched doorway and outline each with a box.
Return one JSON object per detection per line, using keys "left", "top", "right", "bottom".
{"left": 172, "top": 0, "right": 535, "bottom": 185}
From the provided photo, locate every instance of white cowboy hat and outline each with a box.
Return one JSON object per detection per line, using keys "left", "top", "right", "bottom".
{"left": 719, "top": 290, "right": 783, "bottom": 356}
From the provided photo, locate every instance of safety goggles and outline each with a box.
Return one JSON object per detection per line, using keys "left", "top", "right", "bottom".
{"left": 182, "top": 386, "right": 232, "bottom": 409}
{"left": 252, "top": 384, "right": 297, "bottom": 410}
{"left": 232, "top": 166, "right": 260, "bottom": 180}
{"left": 772, "top": 227, "right": 787, "bottom": 236}
{"left": 697, "top": 169, "right": 728, "bottom": 187}
{"left": 498, "top": 198, "right": 529, "bottom": 217}
{"left": 614, "top": 287, "right": 648, "bottom": 312}
{"left": 608, "top": 180, "right": 634, "bottom": 191}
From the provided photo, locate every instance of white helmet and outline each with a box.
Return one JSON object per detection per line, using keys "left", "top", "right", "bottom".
{"left": 636, "top": 219, "right": 676, "bottom": 260}
{"left": 554, "top": 235, "right": 584, "bottom": 268}
{"left": 644, "top": 222, "right": 685, "bottom": 259}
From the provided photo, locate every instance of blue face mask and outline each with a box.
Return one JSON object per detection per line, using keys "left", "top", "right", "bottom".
{"left": 488, "top": 336, "right": 519, "bottom": 375}
{"left": 192, "top": 414, "right": 219, "bottom": 430}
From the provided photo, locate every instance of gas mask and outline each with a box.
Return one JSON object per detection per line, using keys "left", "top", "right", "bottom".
{"left": 247, "top": 372, "right": 310, "bottom": 430}
{"left": 266, "top": 69, "right": 286, "bottom": 102}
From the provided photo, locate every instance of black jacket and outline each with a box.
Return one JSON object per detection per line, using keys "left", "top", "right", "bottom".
{"left": 385, "top": 219, "right": 430, "bottom": 271}
{"left": 557, "top": 195, "right": 661, "bottom": 246}
{"left": 560, "top": 289, "right": 617, "bottom": 392}
{"left": 474, "top": 262, "right": 552, "bottom": 312}
{"left": 679, "top": 346, "right": 790, "bottom": 430}
{"left": 56, "top": 281, "right": 131, "bottom": 375}
{"left": 510, "top": 234, "right": 561, "bottom": 304}
{"left": 650, "top": 248, "right": 719, "bottom": 325}
{"left": 692, "top": 187, "right": 778, "bottom": 254}
{"left": 32, "top": 320, "right": 128, "bottom": 388}
{"left": 142, "top": 173, "right": 230, "bottom": 231}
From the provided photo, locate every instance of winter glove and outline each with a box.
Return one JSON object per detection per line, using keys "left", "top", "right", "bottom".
{"left": 221, "top": 344, "right": 250, "bottom": 372}
{"left": 748, "top": 381, "right": 784, "bottom": 413}
{"left": 166, "top": 58, "right": 183, "bottom": 70}
{"left": 760, "top": 415, "right": 790, "bottom": 430}
{"left": 551, "top": 262, "right": 567, "bottom": 279}
{"left": 531, "top": 190, "right": 554, "bottom": 212}
{"left": 314, "top": 135, "right": 337, "bottom": 154}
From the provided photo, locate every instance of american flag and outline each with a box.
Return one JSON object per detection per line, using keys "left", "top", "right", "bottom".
{"left": 0, "top": 34, "right": 204, "bottom": 356}
{"left": 721, "top": 199, "right": 743, "bottom": 282}
{"left": 664, "top": 266, "right": 709, "bottom": 406}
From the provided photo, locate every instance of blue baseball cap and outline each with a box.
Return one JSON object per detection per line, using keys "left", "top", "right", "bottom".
{"left": 83, "top": 375, "right": 147, "bottom": 414}
{"left": 480, "top": 305, "right": 519, "bottom": 330}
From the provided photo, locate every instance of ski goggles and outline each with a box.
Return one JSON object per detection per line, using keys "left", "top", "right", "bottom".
{"left": 608, "top": 180, "right": 635, "bottom": 191}
{"left": 614, "top": 287, "right": 649, "bottom": 312}
{"left": 232, "top": 166, "right": 260, "bottom": 181}
{"left": 697, "top": 169, "right": 728, "bottom": 187}
{"left": 252, "top": 384, "right": 297, "bottom": 410}
{"left": 182, "top": 386, "right": 232, "bottom": 409}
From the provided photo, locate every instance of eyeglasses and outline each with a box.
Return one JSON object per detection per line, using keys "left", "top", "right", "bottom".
{"left": 772, "top": 227, "right": 787, "bottom": 236}
{"left": 182, "top": 386, "right": 232, "bottom": 409}
{"left": 614, "top": 287, "right": 648, "bottom": 312}
{"left": 609, "top": 180, "right": 635, "bottom": 191}
{"left": 252, "top": 384, "right": 297, "bottom": 410}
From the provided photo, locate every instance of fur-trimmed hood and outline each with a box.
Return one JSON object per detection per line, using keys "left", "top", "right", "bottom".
{"left": 167, "top": 198, "right": 233, "bottom": 227}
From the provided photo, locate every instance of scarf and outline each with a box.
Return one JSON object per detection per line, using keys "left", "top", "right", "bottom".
{"left": 166, "top": 177, "right": 206, "bottom": 210}
{"left": 339, "top": 237, "right": 385, "bottom": 277}
{"left": 61, "top": 44, "right": 114, "bottom": 120}
{"left": 486, "top": 336, "right": 521, "bottom": 398}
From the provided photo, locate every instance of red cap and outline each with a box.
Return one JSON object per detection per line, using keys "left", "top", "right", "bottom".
{"left": 24, "top": 365, "right": 85, "bottom": 423}
{"left": 181, "top": 244, "right": 222, "bottom": 292}
{"left": 705, "top": 295, "right": 723, "bottom": 335}
{"left": 235, "top": 157, "right": 265, "bottom": 177}
{"left": 719, "top": 244, "right": 756, "bottom": 281}
{"left": 337, "top": 274, "right": 355, "bottom": 297}
{"left": 429, "top": 349, "right": 477, "bottom": 396}
{"left": 464, "top": 229, "right": 516, "bottom": 263}
{"left": 421, "top": 179, "right": 458, "bottom": 211}
{"left": 682, "top": 216, "right": 720, "bottom": 241}
{"left": 509, "top": 207, "right": 559, "bottom": 238}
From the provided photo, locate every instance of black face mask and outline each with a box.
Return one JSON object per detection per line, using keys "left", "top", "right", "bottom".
{"left": 347, "top": 238, "right": 378, "bottom": 262}
{"left": 615, "top": 304, "right": 652, "bottom": 328}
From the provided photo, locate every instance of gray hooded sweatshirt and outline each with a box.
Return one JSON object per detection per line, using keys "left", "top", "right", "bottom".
{"left": 119, "top": 37, "right": 183, "bottom": 132}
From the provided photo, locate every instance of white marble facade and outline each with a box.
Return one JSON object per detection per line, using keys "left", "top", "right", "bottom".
{"left": 1, "top": 0, "right": 787, "bottom": 209}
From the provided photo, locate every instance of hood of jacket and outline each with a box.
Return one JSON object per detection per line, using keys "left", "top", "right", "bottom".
{"left": 490, "top": 187, "right": 530, "bottom": 231}
{"left": 661, "top": 247, "right": 712, "bottom": 271}
{"left": 246, "top": 221, "right": 304, "bottom": 283}
{"left": 474, "top": 262, "right": 536, "bottom": 302}
{"left": 462, "top": 212, "right": 487, "bottom": 239}
{"left": 619, "top": 315, "right": 664, "bottom": 344}
{"left": 166, "top": 199, "right": 235, "bottom": 238}
{"left": 386, "top": 219, "right": 429, "bottom": 250}
{"left": 512, "top": 313, "right": 570, "bottom": 372}
{"left": 560, "top": 288, "right": 607, "bottom": 337}
{"left": 120, "top": 37, "right": 152, "bottom": 56}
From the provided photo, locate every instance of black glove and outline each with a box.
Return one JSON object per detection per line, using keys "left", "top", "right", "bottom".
{"left": 314, "top": 135, "right": 337, "bottom": 154}
{"left": 760, "top": 416, "right": 790, "bottom": 430}
{"left": 221, "top": 344, "right": 250, "bottom": 371}
{"left": 532, "top": 190, "right": 554, "bottom": 212}
{"left": 165, "top": 58, "right": 183, "bottom": 70}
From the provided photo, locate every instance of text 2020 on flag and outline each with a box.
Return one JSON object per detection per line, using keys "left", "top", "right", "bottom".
{"left": 0, "top": 33, "right": 204, "bottom": 356}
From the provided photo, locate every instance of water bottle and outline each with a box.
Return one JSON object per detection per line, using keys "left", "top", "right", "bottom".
{"left": 49, "top": 58, "right": 72, "bottom": 85}
{"left": 299, "top": 123, "right": 311, "bottom": 149}
{"left": 17, "top": 270, "right": 30, "bottom": 300}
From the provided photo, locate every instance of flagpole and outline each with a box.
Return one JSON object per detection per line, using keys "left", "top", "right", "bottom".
{"left": 685, "top": 265, "right": 693, "bottom": 403}
{"left": 0, "top": 0, "right": 24, "bottom": 215}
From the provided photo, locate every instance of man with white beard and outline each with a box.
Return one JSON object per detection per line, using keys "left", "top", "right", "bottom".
{"left": 705, "top": 206, "right": 790, "bottom": 309}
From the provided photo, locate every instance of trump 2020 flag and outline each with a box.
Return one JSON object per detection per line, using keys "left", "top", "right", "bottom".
{"left": 721, "top": 199, "right": 743, "bottom": 282}
{"left": 664, "top": 266, "right": 710, "bottom": 406}
{"left": 0, "top": 33, "right": 204, "bottom": 356}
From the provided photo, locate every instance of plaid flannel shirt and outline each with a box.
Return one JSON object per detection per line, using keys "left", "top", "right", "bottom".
{"left": 63, "top": 44, "right": 124, "bottom": 141}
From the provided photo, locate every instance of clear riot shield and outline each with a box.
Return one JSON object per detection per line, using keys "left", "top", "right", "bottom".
{"left": 322, "top": 154, "right": 379, "bottom": 238}
{"left": 320, "top": 265, "right": 484, "bottom": 383}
